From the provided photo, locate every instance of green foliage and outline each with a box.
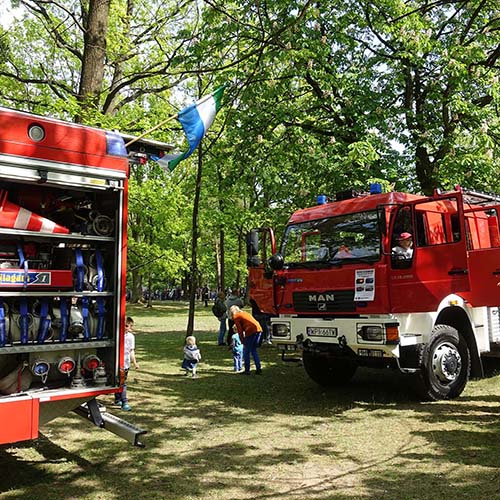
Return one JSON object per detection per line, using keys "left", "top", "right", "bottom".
{"left": 127, "top": 167, "right": 191, "bottom": 289}
{"left": 1, "top": 0, "right": 499, "bottom": 287}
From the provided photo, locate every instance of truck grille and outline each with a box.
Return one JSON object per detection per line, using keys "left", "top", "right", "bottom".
{"left": 292, "top": 290, "right": 356, "bottom": 313}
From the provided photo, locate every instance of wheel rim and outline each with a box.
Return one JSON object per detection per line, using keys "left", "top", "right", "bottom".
{"left": 431, "top": 342, "right": 462, "bottom": 383}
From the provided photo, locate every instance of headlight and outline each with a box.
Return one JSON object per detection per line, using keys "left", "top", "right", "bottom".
{"left": 272, "top": 323, "right": 290, "bottom": 338}
{"left": 358, "top": 325, "right": 383, "bottom": 341}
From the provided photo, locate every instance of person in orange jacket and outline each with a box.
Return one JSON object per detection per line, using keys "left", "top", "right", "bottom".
{"left": 229, "top": 305, "right": 263, "bottom": 375}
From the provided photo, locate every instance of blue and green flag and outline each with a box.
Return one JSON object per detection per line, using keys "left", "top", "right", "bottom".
{"left": 154, "top": 85, "right": 225, "bottom": 171}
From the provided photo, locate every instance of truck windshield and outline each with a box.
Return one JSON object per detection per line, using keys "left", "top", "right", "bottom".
{"left": 281, "top": 211, "right": 381, "bottom": 265}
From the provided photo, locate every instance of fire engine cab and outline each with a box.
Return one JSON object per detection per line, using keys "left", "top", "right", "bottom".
{"left": 247, "top": 184, "right": 500, "bottom": 400}
{"left": 0, "top": 107, "right": 169, "bottom": 446}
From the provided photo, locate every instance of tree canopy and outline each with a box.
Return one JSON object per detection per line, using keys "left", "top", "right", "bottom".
{"left": 1, "top": 0, "right": 499, "bottom": 294}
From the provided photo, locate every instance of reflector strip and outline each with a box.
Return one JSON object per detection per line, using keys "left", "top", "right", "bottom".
{"left": 15, "top": 207, "right": 32, "bottom": 230}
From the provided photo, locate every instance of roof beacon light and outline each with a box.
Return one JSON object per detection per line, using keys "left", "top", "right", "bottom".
{"left": 317, "top": 195, "right": 327, "bottom": 205}
{"left": 105, "top": 131, "right": 127, "bottom": 157}
{"left": 370, "top": 183, "right": 382, "bottom": 195}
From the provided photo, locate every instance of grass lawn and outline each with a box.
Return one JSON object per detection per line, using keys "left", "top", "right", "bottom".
{"left": 1, "top": 301, "right": 500, "bottom": 500}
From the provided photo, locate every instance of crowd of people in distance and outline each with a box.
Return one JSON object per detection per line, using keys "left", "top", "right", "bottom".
{"left": 126, "top": 285, "right": 248, "bottom": 305}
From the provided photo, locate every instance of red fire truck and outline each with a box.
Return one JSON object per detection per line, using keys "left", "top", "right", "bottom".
{"left": 247, "top": 184, "right": 500, "bottom": 400}
{"left": 0, "top": 107, "right": 164, "bottom": 446}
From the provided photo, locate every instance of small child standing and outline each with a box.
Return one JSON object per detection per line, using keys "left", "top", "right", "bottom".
{"left": 182, "top": 336, "right": 201, "bottom": 378}
{"left": 229, "top": 329, "right": 244, "bottom": 372}
{"left": 115, "top": 316, "right": 139, "bottom": 411}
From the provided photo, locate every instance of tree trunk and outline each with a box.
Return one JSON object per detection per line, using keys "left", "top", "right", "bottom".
{"left": 77, "top": 0, "right": 111, "bottom": 119}
{"left": 219, "top": 228, "right": 225, "bottom": 292}
{"left": 131, "top": 268, "right": 142, "bottom": 303}
{"left": 147, "top": 270, "right": 153, "bottom": 308}
{"left": 235, "top": 225, "right": 244, "bottom": 293}
{"left": 104, "top": 0, "right": 134, "bottom": 115}
{"left": 186, "top": 141, "right": 203, "bottom": 336}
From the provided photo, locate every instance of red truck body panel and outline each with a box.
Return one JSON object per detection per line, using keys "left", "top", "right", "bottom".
{"left": 0, "top": 108, "right": 129, "bottom": 173}
{"left": 0, "top": 107, "right": 130, "bottom": 445}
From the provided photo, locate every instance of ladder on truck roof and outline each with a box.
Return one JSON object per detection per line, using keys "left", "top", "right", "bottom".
{"left": 459, "top": 187, "right": 500, "bottom": 206}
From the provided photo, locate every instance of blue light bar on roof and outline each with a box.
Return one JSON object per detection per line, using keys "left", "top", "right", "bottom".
{"left": 105, "top": 131, "right": 127, "bottom": 157}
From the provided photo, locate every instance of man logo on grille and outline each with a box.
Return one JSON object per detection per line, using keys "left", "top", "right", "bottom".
{"left": 308, "top": 293, "right": 335, "bottom": 302}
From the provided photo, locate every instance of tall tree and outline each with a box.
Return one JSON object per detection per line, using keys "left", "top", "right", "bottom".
{"left": 77, "top": 0, "right": 111, "bottom": 119}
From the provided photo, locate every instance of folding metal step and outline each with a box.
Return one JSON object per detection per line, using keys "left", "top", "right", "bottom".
{"left": 73, "top": 398, "right": 146, "bottom": 447}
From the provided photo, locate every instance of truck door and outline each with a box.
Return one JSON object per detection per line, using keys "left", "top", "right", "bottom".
{"left": 465, "top": 206, "right": 500, "bottom": 306}
{"left": 389, "top": 194, "right": 469, "bottom": 313}
{"left": 247, "top": 228, "right": 276, "bottom": 314}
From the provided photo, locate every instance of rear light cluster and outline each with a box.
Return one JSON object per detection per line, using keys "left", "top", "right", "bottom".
{"left": 357, "top": 323, "right": 399, "bottom": 343}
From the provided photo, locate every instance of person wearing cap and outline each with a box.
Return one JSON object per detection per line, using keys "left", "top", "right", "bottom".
{"left": 392, "top": 232, "right": 413, "bottom": 259}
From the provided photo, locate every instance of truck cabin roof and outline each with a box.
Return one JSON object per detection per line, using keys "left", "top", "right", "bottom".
{"left": 288, "top": 192, "right": 425, "bottom": 224}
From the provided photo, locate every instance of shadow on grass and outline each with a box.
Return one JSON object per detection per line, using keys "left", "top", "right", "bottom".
{"left": 2, "top": 307, "right": 500, "bottom": 499}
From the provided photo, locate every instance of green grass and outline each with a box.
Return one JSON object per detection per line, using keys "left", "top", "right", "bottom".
{"left": 1, "top": 301, "right": 500, "bottom": 500}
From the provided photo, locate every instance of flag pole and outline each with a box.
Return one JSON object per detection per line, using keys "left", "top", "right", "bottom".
{"left": 125, "top": 112, "right": 178, "bottom": 147}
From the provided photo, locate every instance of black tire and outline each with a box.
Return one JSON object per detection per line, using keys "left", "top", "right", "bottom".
{"left": 302, "top": 350, "right": 357, "bottom": 387}
{"left": 416, "top": 324, "right": 470, "bottom": 401}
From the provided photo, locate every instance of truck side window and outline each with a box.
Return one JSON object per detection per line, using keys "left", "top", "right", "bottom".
{"left": 415, "top": 197, "right": 460, "bottom": 247}
{"left": 391, "top": 206, "right": 414, "bottom": 269}
{"left": 450, "top": 213, "right": 461, "bottom": 243}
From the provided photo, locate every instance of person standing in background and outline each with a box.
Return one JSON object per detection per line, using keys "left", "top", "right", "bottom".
{"left": 202, "top": 285, "right": 210, "bottom": 307}
{"left": 213, "top": 290, "right": 228, "bottom": 345}
{"left": 225, "top": 289, "right": 244, "bottom": 345}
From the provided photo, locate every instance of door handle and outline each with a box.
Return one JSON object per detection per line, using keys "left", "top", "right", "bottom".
{"left": 492, "top": 271, "right": 500, "bottom": 276}
{"left": 448, "top": 268, "right": 468, "bottom": 275}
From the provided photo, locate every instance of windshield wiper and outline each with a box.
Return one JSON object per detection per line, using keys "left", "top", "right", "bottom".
{"left": 285, "top": 261, "right": 342, "bottom": 269}
{"left": 331, "top": 256, "right": 379, "bottom": 264}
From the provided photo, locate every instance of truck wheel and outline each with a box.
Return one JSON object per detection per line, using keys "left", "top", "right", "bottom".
{"left": 302, "top": 350, "right": 357, "bottom": 386}
{"left": 416, "top": 325, "right": 470, "bottom": 401}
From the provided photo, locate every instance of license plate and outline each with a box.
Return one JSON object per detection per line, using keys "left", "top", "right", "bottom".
{"left": 306, "top": 327, "right": 338, "bottom": 337}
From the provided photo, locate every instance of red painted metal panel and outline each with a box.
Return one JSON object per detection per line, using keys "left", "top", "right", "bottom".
{"left": 289, "top": 192, "right": 424, "bottom": 224}
{"left": 0, "top": 107, "right": 129, "bottom": 173}
{"left": 40, "top": 388, "right": 117, "bottom": 402}
{"left": 0, "top": 397, "right": 39, "bottom": 445}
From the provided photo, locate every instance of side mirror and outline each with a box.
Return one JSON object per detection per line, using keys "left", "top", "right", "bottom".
{"left": 269, "top": 253, "right": 284, "bottom": 271}
{"left": 247, "top": 255, "right": 262, "bottom": 267}
{"left": 246, "top": 230, "right": 259, "bottom": 257}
